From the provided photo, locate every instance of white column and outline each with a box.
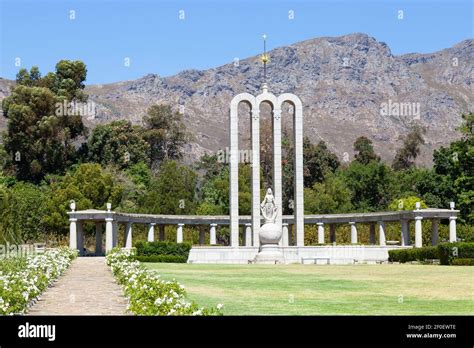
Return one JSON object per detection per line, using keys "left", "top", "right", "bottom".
{"left": 105, "top": 217, "right": 114, "bottom": 253}
{"left": 369, "top": 223, "right": 376, "bottom": 244}
{"left": 69, "top": 218, "right": 78, "bottom": 250}
{"left": 349, "top": 222, "right": 357, "bottom": 244}
{"left": 317, "top": 222, "right": 325, "bottom": 244}
{"left": 273, "top": 108, "right": 283, "bottom": 235}
{"left": 449, "top": 216, "right": 457, "bottom": 243}
{"left": 245, "top": 223, "right": 252, "bottom": 247}
{"left": 282, "top": 223, "right": 289, "bottom": 247}
{"left": 95, "top": 223, "right": 102, "bottom": 255}
{"left": 251, "top": 109, "right": 261, "bottom": 247}
{"left": 77, "top": 222, "right": 84, "bottom": 254}
{"left": 147, "top": 223, "right": 155, "bottom": 242}
{"left": 125, "top": 222, "right": 133, "bottom": 249}
{"left": 378, "top": 221, "right": 386, "bottom": 246}
{"left": 293, "top": 102, "right": 304, "bottom": 246}
{"left": 329, "top": 224, "right": 336, "bottom": 244}
{"left": 159, "top": 225, "right": 165, "bottom": 241}
{"left": 415, "top": 216, "right": 423, "bottom": 248}
{"left": 210, "top": 223, "right": 217, "bottom": 245}
{"left": 401, "top": 220, "right": 409, "bottom": 246}
{"left": 229, "top": 99, "right": 240, "bottom": 248}
{"left": 431, "top": 219, "right": 439, "bottom": 246}
{"left": 177, "top": 223, "right": 184, "bottom": 243}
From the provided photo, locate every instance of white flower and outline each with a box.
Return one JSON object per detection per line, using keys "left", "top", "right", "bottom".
{"left": 22, "top": 291, "right": 29, "bottom": 301}
{"left": 217, "top": 303, "right": 224, "bottom": 310}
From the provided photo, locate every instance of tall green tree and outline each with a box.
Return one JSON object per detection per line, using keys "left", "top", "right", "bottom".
{"left": 142, "top": 160, "right": 198, "bottom": 215}
{"left": 303, "top": 139, "right": 340, "bottom": 187}
{"left": 195, "top": 153, "right": 225, "bottom": 182}
{"left": 195, "top": 153, "right": 253, "bottom": 215}
{"left": 433, "top": 113, "right": 473, "bottom": 223}
{"left": 281, "top": 133, "right": 340, "bottom": 214}
{"left": 394, "top": 168, "right": 454, "bottom": 209}
{"left": 304, "top": 172, "right": 353, "bottom": 214}
{"left": 142, "top": 104, "right": 190, "bottom": 168}
{"left": 353, "top": 136, "right": 379, "bottom": 165}
{"left": 42, "top": 163, "right": 123, "bottom": 234}
{"left": 86, "top": 120, "right": 150, "bottom": 168}
{"left": 392, "top": 125, "right": 426, "bottom": 171}
{"left": 343, "top": 161, "right": 394, "bottom": 211}
{"left": 1, "top": 61, "right": 87, "bottom": 182}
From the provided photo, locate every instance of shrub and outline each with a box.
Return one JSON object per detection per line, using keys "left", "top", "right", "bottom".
{"left": 388, "top": 196, "right": 427, "bottom": 211}
{"left": 0, "top": 182, "right": 46, "bottom": 243}
{"left": 450, "top": 258, "right": 474, "bottom": 266}
{"left": 106, "top": 248, "right": 222, "bottom": 315}
{"left": 438, "top": 242, "right": 474, "bottom": 265}
{"left": 457, "top": 224, "right": 474, "bottom": 242}
{"left": 134, "top": 255, "right": 187, "bottom": 263}
{"left": 135, "top": 241, "right": 191, "bottom": 261}
{"left": 388, "top": 246, "right": 439, "bottom": 263}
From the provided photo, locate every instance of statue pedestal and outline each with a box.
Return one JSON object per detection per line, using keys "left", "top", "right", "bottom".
{"left": 254, "top": 222, "right": 285, "bottom": 264}
{"left": 254, "top": 244, "right": 284, "bottom": 264}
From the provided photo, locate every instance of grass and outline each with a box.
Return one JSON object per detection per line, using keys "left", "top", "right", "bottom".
{"left": 144, "top": 263, "right": 474, "bottom": 315}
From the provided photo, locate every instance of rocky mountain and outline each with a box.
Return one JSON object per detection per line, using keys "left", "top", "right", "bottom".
{"left": 1, "top": 33, "right": 472, "bottom": 165}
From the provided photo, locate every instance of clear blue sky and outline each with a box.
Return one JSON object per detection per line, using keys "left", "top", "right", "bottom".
{"left": 0, "top": 0, "right": 472, "bottom": 84}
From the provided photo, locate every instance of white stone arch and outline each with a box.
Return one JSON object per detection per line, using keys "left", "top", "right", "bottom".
{"left": 277, "top": 93, "right": 304, "bottom": 246}
{"left": 229, "top": 93, "right": 257, "bottom": 247}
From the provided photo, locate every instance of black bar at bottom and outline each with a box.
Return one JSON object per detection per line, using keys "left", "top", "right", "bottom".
{"left": 0, "top": 315, "right": 472, "bottom": 346}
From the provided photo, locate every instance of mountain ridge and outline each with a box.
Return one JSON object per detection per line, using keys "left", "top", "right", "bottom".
{"left": 1, "top": 33, "right": 472, "bottom": 165}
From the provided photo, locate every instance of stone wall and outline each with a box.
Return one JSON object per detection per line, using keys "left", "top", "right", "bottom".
{"left": 187, "top": 245, "right": 411, "bottom": 264}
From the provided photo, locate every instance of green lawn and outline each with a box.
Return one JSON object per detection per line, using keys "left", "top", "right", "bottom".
{"left": 144, "top": 263, "right": 474, "bottom": 315}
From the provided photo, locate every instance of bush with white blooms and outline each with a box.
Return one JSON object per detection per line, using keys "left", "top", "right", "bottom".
{"left": 106, "top": 248, "right": 222, "bottom": 316}
{"left": 0, "top": 247, "right": 78, "bottom": 315}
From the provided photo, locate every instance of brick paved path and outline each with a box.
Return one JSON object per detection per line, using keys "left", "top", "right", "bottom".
{"left": 28, "top": 257, "right": 128, "bottom": 315}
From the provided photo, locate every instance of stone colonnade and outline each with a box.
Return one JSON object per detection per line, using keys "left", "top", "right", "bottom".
{"left": 69, "top": 203, "right": 458, "bottom": 255}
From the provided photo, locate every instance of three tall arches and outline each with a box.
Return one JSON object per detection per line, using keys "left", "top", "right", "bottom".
{"left": 229, "top": 89, "right": 304, "bottom": 247}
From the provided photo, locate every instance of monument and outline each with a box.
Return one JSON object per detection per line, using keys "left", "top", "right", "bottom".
{"left": 229, "top": 35, "right": 304, "bottom": 261}
{"left": 254, "top": 188, "right": 284, "bottom": 263}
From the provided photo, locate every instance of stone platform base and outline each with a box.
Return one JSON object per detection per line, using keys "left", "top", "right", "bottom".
{"left": 187, "top": 245, "right": 412, "bottom": 264}
{"left": 253, "top": 244, "right": 285, "bottom": 264}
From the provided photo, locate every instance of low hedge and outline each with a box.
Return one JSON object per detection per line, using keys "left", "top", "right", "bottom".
{"left": 450, "top": 258, "right": 474, "bottom": 266}
{"left": 389, "top": 243, "right": 474, "bottom": 265}
{"left": 134, "top": 241, "right": 191, "bottom": 263}
{"left": 133, "top": 255, "right": 187, "bottom": 263}
{"left": 438, "top": 242, "right": 474, "bottom": 265}
{"left": 388, "top": 246, "right": 439, "bottom": 263}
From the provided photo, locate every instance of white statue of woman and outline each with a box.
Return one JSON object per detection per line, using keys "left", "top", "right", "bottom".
{"left": 260, "top": 188, "right": 278, "bottom": 223}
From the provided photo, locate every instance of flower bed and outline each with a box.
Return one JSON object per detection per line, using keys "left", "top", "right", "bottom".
{"left": 0, "top": 247, "right": 78, "bottom": 315}
{"left": 106, "top": 248, "right": 222, "bottom": 315}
